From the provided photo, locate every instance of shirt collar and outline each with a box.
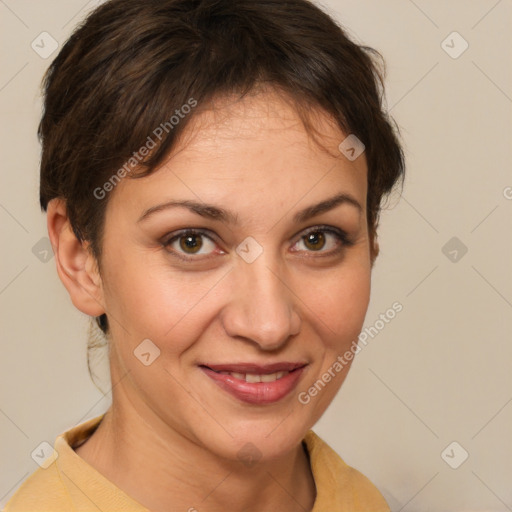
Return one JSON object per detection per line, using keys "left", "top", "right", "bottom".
{"left": 54, "top": 414, "right": 352, "bottom": 511}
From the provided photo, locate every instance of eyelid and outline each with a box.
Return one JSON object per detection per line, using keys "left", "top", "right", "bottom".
{"left": 161, "top": 227, "right": 218, "bottom": 245}
{"left": 293, "top": 224, "right": 353, "bottom": 246}
{"left": 162, "top": 224, "right": 353, "bottom": 261}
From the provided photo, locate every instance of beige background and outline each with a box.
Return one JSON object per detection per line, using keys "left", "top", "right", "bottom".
{"left": 1, "top": 0, "right": 511, "bottom": 510}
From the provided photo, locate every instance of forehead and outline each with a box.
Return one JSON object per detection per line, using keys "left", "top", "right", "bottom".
{"left": 107, "top": 90, "right": 368, "bottom": 218}
{"left": 174, "top": 90, "right": 359, "bottom": 165}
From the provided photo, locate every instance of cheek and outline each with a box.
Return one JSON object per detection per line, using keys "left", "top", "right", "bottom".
{"left": 101, "top": 254, "right": 225, "bottom": 351}
{"left": 305, "top": 264, "right": 371, "bottom": 348}
{"left": 296, "top": 271, "right": 369, "bottom": 422}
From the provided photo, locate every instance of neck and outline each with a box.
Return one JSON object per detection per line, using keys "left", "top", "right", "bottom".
{"left": 75, "top": 389, "right": 316, "bottom": 512}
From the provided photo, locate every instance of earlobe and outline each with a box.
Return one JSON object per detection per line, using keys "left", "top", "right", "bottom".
{"left": 47, "top": 199, "right": 105, "bottom": 317}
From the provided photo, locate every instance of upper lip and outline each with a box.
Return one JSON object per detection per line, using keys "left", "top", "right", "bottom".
{"left": 200, "top": 362, "right": 307, "bottom": 374}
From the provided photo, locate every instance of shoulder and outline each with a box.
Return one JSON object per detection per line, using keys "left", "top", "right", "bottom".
{"left": 4, "top": 415, "right": 106, "bottom": 512}
{"left": 3, "top": 463, "right": 72, "bottom": 512}
{"left": 303, "top": 430, "right": 390, "bottom": 512}
{"left": 4, "top": 414, "right": 148, "bottom": 512}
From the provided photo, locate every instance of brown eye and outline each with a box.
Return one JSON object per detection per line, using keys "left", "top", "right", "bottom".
{"left": 303, "top": 231, "right": 326, "bottom": 251}
{"left": 164, "top": 229, "right": 219, "bottom": 259}
{"left": 179, "top": 233, "right": 203, "bottom": 254}
{"left": 291, "top": 226, "right": 352, "bottom": 255}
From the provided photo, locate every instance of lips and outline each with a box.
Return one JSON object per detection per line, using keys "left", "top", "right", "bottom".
{"left": 200, "top": 362, "right": 307, "bottom": 405}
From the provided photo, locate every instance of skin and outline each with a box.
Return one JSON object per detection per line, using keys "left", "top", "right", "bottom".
{"left": 47, "top": 88, "right": 376, "bottom": 512}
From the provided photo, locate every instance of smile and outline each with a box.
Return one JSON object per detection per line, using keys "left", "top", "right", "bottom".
{"left": 199, "top": 362, "right": 307, "bottom": 405}
{"left": 215, "top": 370, "right": 289, "bottom": 382}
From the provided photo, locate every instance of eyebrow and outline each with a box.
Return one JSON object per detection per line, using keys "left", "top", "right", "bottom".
{"left": 137, "top": 193, "right": 362, "bottom": 224}
{"left": 292, "top": 193, "right": 362, "bottom": 223}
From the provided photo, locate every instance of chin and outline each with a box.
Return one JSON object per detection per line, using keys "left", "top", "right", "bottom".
{"left": 190, "top": 411, "right": 314, "bottom": 464}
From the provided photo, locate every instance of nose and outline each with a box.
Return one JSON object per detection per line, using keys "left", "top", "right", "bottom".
{"left": 221, "top": 258, "right": 301, "bottom": 351}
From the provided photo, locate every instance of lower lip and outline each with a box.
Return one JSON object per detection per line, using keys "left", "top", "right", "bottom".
{"left": 200, "top": 367, "right": 305, "bottom": 405}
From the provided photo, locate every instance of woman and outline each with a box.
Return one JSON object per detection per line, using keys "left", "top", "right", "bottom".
{"left": 5, "top": 0, "right": 404, "bottom": 510}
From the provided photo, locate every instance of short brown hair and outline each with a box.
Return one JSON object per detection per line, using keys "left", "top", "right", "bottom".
{"left": 39, "top": 0, "right": 405, "bottom": 335}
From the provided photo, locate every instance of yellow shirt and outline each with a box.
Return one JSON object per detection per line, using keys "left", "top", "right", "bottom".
{"left": 4, "top": 415, "right": 389, "bottom": 511}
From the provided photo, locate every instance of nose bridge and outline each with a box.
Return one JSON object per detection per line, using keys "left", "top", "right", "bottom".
{"left": 222, "top": 253, "right": 300, "bottom": 349}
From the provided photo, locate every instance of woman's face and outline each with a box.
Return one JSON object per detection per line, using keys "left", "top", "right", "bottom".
{"left": 98, "top": 90, "right": 372, "bottom": 461}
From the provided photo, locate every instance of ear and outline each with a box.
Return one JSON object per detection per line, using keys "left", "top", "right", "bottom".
{"left": 47, "top": 198, "right": 105, "bottom": 317}
{"left": 370, "top": 233, "right": 380, "bottom": 268}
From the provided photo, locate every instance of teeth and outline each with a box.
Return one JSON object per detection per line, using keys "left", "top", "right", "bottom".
{"left": 225, "top": 371, "right": 289, "bottom": 382}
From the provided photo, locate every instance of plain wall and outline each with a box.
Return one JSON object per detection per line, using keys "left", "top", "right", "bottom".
{"left": 1, "top": 1, "right": 511, "bottom": 510}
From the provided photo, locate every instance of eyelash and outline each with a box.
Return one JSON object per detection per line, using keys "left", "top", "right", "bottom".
{"left": 162, "top": 225, "right": 354, "bottom": 262}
